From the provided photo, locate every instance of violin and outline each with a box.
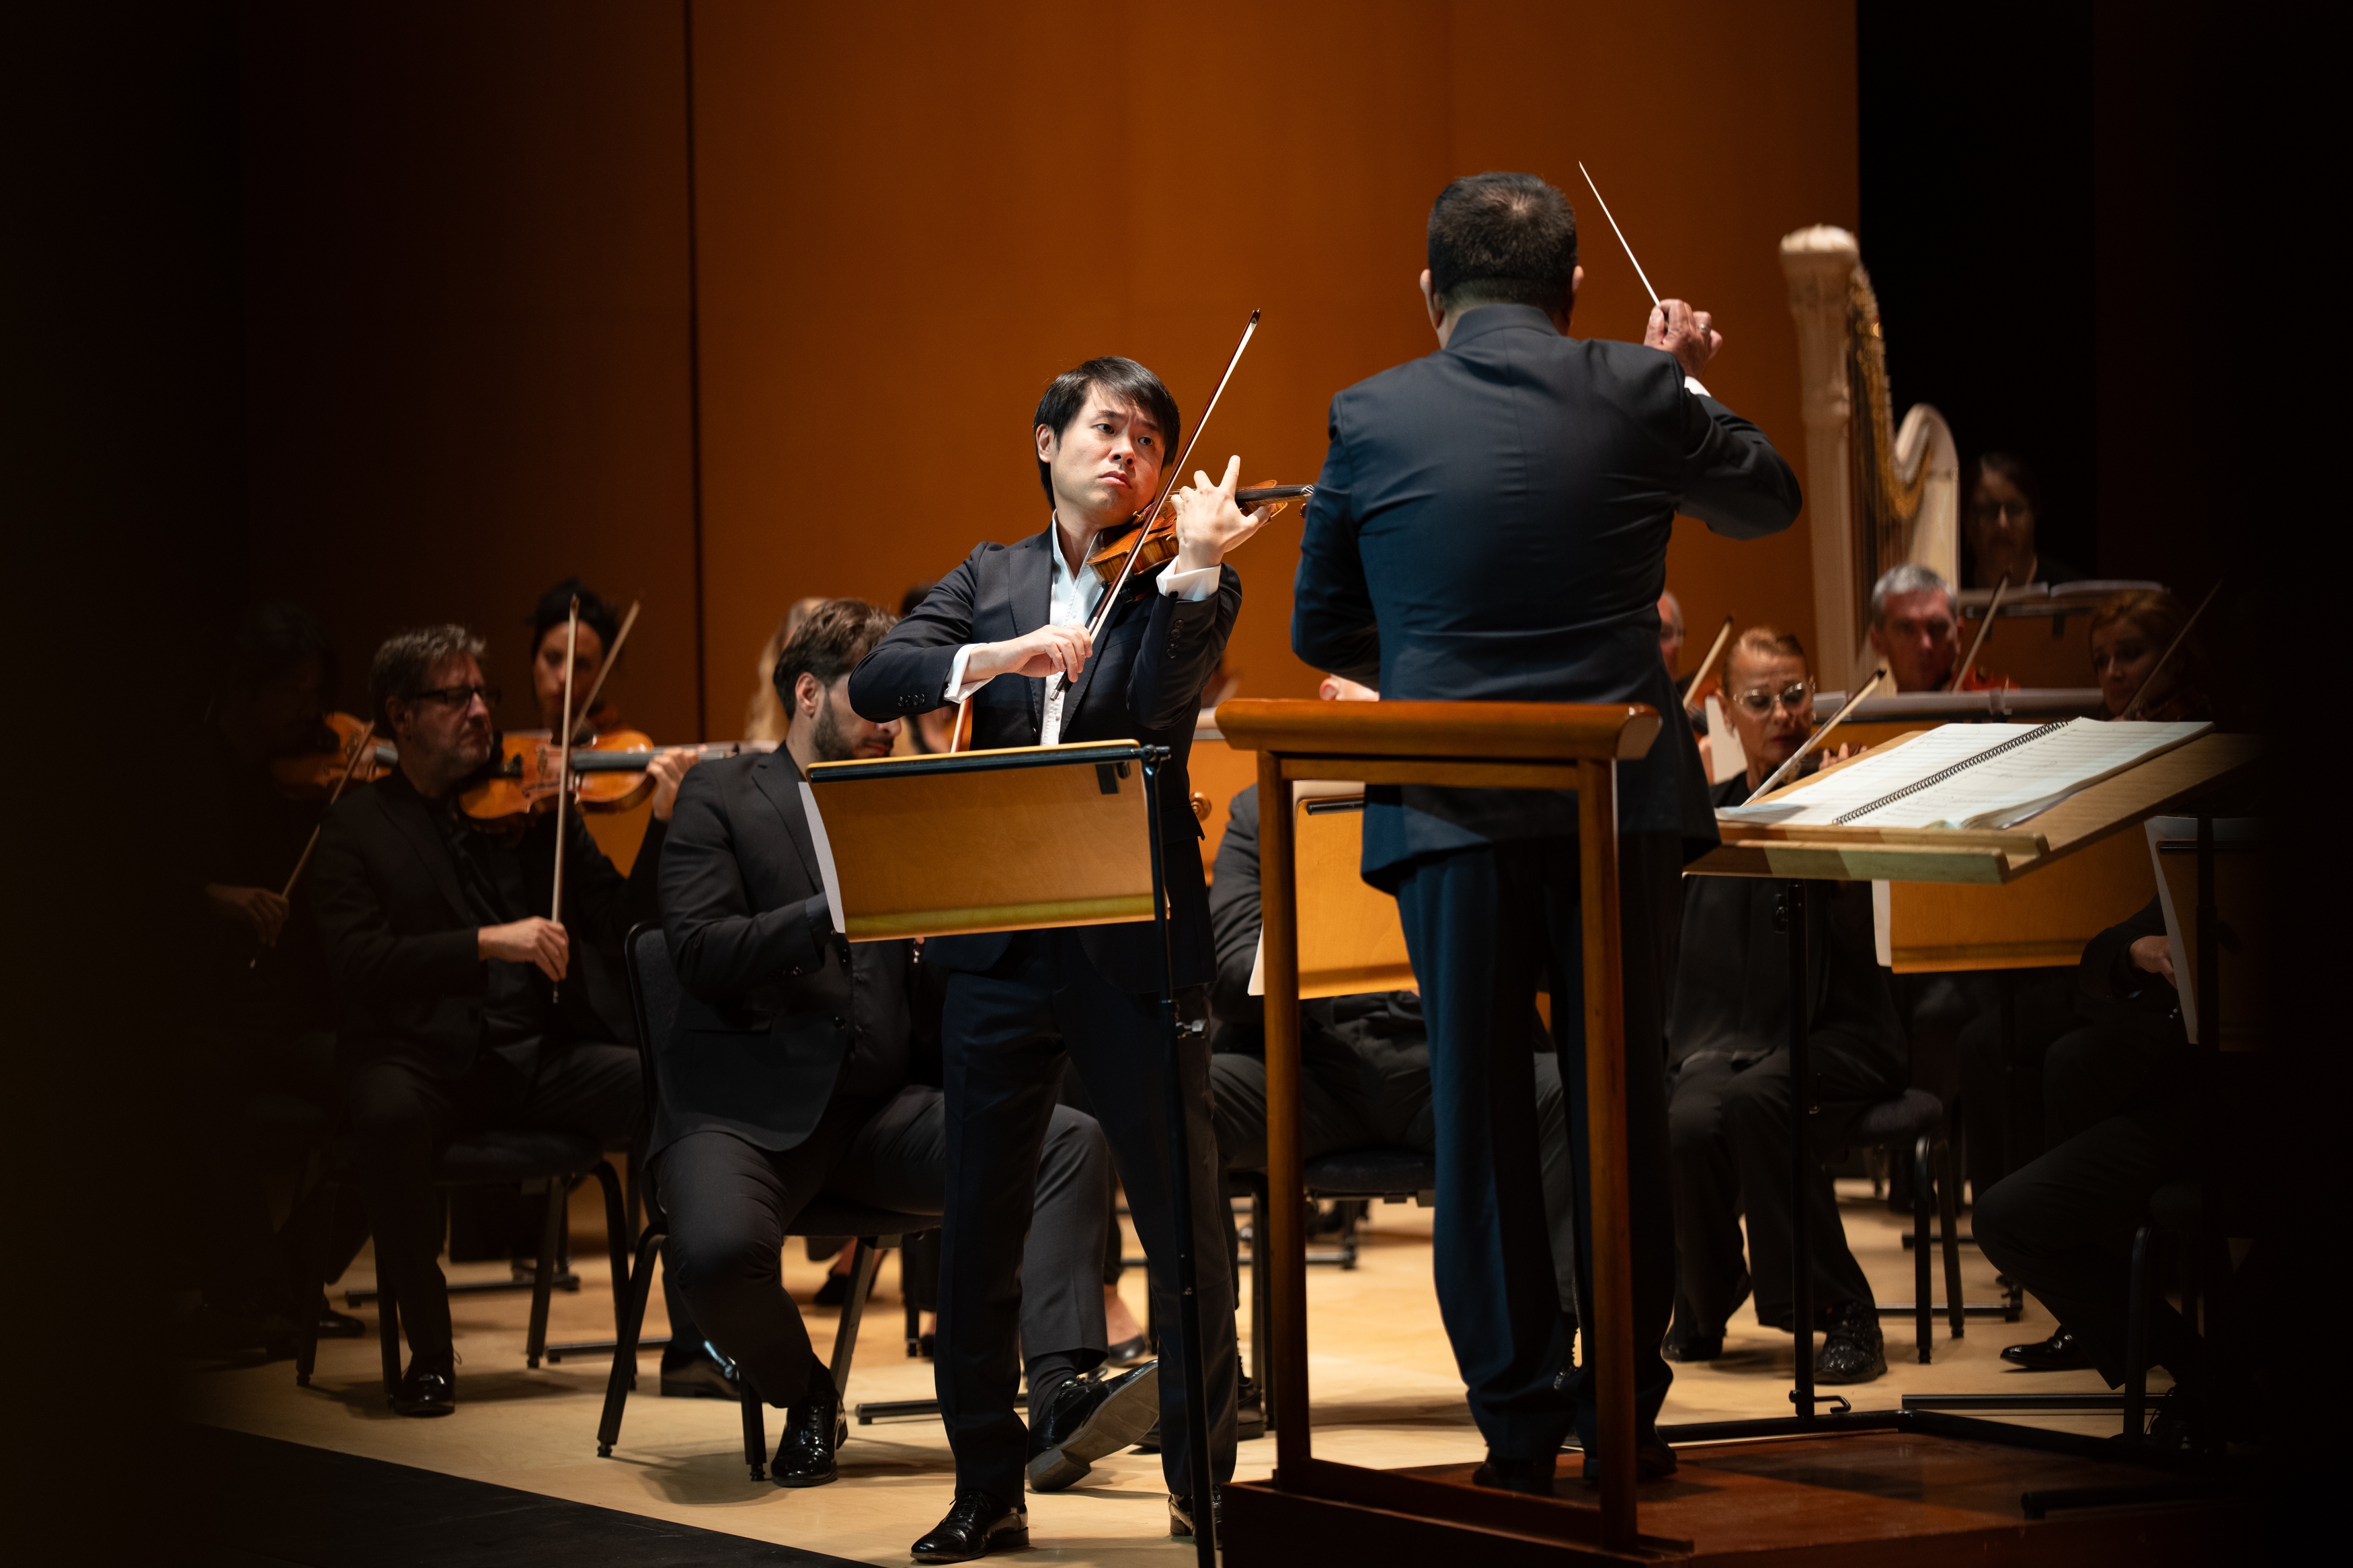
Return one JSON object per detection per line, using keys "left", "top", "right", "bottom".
{"left": 1083, "top": 484, "right": 1312, "bottom": 585}
{"left": 272, "top": 712, "right": 393, "bottom": 800}
{"left": 458, "top": 730, "right": 750, "bottom": 826}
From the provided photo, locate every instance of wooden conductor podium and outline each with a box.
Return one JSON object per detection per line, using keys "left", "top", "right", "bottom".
{"left": 803, "top": 740, "right": 1226, "bottom": 1568}
{"left": 1215, "top": 701, "right": 2258, "bottom": 1565}
{"left": 1214, "top": 698, "right": 1667, "bottom": 1558}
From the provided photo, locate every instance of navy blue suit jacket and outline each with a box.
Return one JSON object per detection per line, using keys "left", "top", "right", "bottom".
{"left": 1290, "top": 305, "right": 1801, "bottom": 882}
{"left": 847, "top": 522, "right": 1239, "bottom": 992}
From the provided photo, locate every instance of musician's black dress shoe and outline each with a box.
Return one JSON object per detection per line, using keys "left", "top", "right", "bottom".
{"left": 314, "top": 1301, "right": 366, "bottom": 1339}
{"left": 660, "top": 1340, "right": 746, "bottom": 1401}
{"left": 1103, "top": 1333, "right": 1150, "bottom": 1367}
{"left": 1026, "top": 1360, "right": 1159, "bottom": 1492}
{"left": 910, "top": 1491, "right": 1027, "bottom": 1563}
{"left": 1168, "top": 1487, "right": 1222, "bottom": 1541}
{"left": 1236, "top": 1372, "right": 1265, "bottom": 1441}
{"left": 1814, "top": 1301, "right": 1886, "bottom": 1384}
{"left": 2001, "top": 1327, "right": 2093, "bottom": 1372}
{"left": 1472, "top": 1452, "right": 1555, "bottom": 1496}
{"left": 391, "top": 1358, "right": 456, "bottom": 1417}
{"left": 1663, "top": 1333, "right": 1722, "bottom": 1362}
{"left": 771, "top": 1386, "right": 846, "bottom": 1488}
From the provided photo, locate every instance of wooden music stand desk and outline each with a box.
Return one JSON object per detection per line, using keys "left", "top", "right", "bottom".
{"left": 1214, "top": 698, "right": 1665, "bottom": 1557}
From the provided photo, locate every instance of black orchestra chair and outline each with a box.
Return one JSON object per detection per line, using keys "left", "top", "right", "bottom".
{"left": 1856, "top": 1086, "right": 1968, "bottom": 1362}
{"left": 2122, "top": 1175, "right": 2260, "bottom": 1448}
{"left": 596, "top": 923, "right": 939, "bottom": 1479}
{"left": 291, "top": 1127, "right": 632, "bottom": 1399}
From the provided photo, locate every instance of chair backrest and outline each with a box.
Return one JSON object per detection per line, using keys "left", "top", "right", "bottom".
{"left": 623, "top": 923, "right": 682, "bottom": 1204}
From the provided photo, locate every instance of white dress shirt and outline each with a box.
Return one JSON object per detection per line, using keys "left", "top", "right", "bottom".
{"left": 945, "top": 523, "right": 1220, "bottom": 746}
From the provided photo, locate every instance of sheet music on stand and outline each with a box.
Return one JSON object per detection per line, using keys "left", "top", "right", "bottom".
{"left": 1721, "top": 718, "right": 2209, "bottom": 831}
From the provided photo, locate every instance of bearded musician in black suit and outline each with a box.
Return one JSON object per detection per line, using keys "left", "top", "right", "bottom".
{"left": 848, "top": 357, "right": 1268, "bottom": 1559}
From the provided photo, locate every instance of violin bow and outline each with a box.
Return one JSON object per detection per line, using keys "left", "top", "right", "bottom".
{"left": 1949, "top": 573, "right": 2008, "bottom": 692}
{"left": 251, "top": 719, "right": 378, "bottom": 969}
{"left": 1683, "top": 614, "right": 1734, "bottom": 715}
{"left": 563, "top": 596, "right": 641, "bottom": 743}
{"left": 550, "top": 596, "right": 580, "bottom": 1003}
{"left": 1054, "top": 307, "right": 1261, "bottom": 697}
{"left": 1747, "top": 667, "right": 1886, "bottom": 803}
{"left": 2118, "top": 579, "right": 2223, "bottom": 719}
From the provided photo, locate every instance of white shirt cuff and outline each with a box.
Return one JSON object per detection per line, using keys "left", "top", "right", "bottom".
{"left": 1684, "top": 375, "right": 1712, "bottom": 399}
{"left": 944, "top": 644, "right": 985, "bottom": 703}
{"left": 1157, "top": 562, "right": 1220, "bottom": 602}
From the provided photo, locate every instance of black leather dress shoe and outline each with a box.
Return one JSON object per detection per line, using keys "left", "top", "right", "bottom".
{"left": 1579, "top": 1440, "right": 1679, "bottom": 1483}
{"left": 1236, "top": 1372, "right": 1265, "bottom": 1441}
{"left": 1103, "top": 1333, "right": 1150, "bottom": 1367}
{"left": 2001, "top": 1327, "right": 2094, "bottom": 1372}
{"left": 1472, "top": 1452, "right": 1555, "bottom": 1495}
{"left": 661, "top": 1342, "right": 746, "bottom": 1401}
{"left": 315, "top": 1302, "right": 366, "bottom": 1339}
{"left": 391, "top": 1359, "right": 456, "bottom": 1417}
{"left": 911, "top": 1491, "right": 1027, "bottom": 1563}
{"left": 1663, "top": 1333, "right": 1722, "bottom": 1363}
{"left": 1026, "top": 1360, "right": 1160, "bottom": 1492}
{"left": 772, "top": 1391, "right": 846, "bottom": 1488}
{"left": 1168, "top": 1487, "right": 1222, "bottom": 1541}
{"left": 1815, "top": 1301, "right": 1887, "bottom": 1384}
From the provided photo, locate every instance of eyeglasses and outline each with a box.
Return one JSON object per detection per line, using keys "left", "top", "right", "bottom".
{"left": 1728, "top": 680, "right": 1814, "bottom": 714}
{"left": 408, "top": 684, "right": 500, "bottom": 710}
{"left": 1968, "top": 499, "right": 2032, "bottom": 525}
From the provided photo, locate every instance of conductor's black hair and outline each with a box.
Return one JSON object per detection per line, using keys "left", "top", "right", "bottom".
{"left": 531, "top": 577, "right": 622, "bottom": 655}
{"left": 1427, "top": 171, "right": 1579, "bottom": 315}
{"left": 222, "top": 600, "right": 337, "bottom": 707}
{"left": 1033, "top": 357, "right": 1182, "bottom": 505}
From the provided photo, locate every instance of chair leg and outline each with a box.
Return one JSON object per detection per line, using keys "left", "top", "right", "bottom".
{"left": 830, "top": 1237, "right": 889, "bottom": 1401}
{"left": 1249, "top": 1175, "right": 1271, "bottom": 1432}
{"left": 592, "top": 1159, "right": 629, "bottom": 1340}
{"left": 1935, "top": 1136, "right": 1966, "bottom": 1339}
{"left": 378, "top": 1277, "right": 403, "bottom": 1401}
{"left": 742, "top": 1384, "right": 768, "bottom": 1481}
{"left": 2122, "top": 1222, "right": 2154, "bottom": 1440}
{"left": 525, "top": 1177, "right": 566, "bottom": 1368}
{"left": 1911, "top": 1137, "right": 1932, "bottom": 1363}
{"left": 598, "top": 1225, "right": 668, "bottom": 1456}
{"left": 295, "top": 1176, "right": 336, "bottom": 1388}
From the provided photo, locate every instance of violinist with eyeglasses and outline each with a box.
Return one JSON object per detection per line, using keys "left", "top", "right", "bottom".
{"left": 305, "top": 624, "right": 696, "bottom": 1417}
{"left": 848, "top": 356, "right": 1266, "bottom": 1560}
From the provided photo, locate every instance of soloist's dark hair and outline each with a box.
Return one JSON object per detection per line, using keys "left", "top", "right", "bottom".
{"left": 221, "top": 600, "right": 337, "bottom": 705}
{"left": 772, "top": 599, "right": 897, "bottom": 703}
{"left": 1033, "top": 357, "right": 1181, "bottom": 504}
{"left": 370, "top": 624, "right": 487, "bottom": 729}
{"left": 531, "top": 577, "right": 622, "bottom": 653}
{"left": 1427, "top": 171, "right": 1579, "bottom": 314}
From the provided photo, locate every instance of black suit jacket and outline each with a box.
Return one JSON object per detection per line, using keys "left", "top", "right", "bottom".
{"left": 309, "top": 772, "right": 662, "bottom": 1077}
{"left": 1291, "top": 304, "right": 1800, "bottom": 881}
{"left": 847, "top": 523, "right": 1239, "bottom": 991}
{"left": 652, "top": 749, "right": 920, "bottom": 1163}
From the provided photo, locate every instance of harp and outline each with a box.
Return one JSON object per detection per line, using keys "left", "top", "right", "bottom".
{"left": 1781, "top": 226, "right": 1960, "bottom": 685}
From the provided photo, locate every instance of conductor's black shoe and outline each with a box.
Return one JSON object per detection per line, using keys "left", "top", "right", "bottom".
{"left": 391, "top": 1358, "right": 456, "bottom": 1417}
{"left": 1027, "top": 1359, "right": 1160, "bottom": 1492}
{"left": 1815, "top": 1301, "right": 1887, "bottom": 1384}
{"left": 1580, "top": 1440, "right": 1679, "bottom": 1483}
{"left": 2001, "top": 1327, "right": 2093, "bottom": 1372}
{"left": 910, "top": 1491, "right": 1027, "bottom": 1563}
{"left": 661, "top": 1341, "right": 746, "bottom": 1401}
{"left": 772, "top": 1391, "right": 846, "bottom": 1488}
{"left": 1237, "top": 1372, "right": 1266, "bottom": 1441}
{"left": 1473, "top": 1452, "right": 1555, "bottom": 1496}
{"left": 1168, "top": 1488, "right": 1222, "bottom": 1542}
{"left": 1663, "top": 1333, "right": 1722, "bottom": 1363}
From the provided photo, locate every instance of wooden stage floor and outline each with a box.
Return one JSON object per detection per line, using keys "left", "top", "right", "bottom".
{"left": 180, "top": 1175, "right": 2164, "bottom": 1566}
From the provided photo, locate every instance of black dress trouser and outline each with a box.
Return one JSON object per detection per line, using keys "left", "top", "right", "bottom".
{"left": 346, "top": 1040, "right": 639, "bottom": 1362}
{"left": 1666, "top": 1046, "right": 1889, "bottom": 1338}
{"left": 937, "top": 929, "right": 1239, "bottom": 1504}
{"left": 1389, "top": 831, "right": 1682, "bottom": 1460}
{"left": 653, "top": 1086, "right": 1110, "bottom": 1408}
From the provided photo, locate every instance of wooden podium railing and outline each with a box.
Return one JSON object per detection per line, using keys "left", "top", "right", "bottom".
{"left": 1215, "top": 698, "right": 1663, "bottom": 1553}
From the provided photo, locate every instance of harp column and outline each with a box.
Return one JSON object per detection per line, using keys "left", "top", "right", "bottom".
{"left": 1782, "top": 224, "right": 1865, "bottom": 684}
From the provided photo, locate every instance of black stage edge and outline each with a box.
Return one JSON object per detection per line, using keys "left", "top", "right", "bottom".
{"left": 187, "top": 1423, "right": 861, "bottom": 1567}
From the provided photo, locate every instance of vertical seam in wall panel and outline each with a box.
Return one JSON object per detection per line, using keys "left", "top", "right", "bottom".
{"left": 682, "top": 0, "right": 709, "bottom": 737}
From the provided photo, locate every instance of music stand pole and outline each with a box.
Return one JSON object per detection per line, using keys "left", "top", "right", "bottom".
{"left": 1145, "top": 751, "right": 1218, "bottom": 1567}
{"left": 1784, "top": 878, "right": 1818, "bottom": 1422}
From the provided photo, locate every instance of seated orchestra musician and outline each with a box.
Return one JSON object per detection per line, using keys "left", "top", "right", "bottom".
{"left": 1867, "top": 563, "right": 2001, "bottom": 692}
{"left": 1664, "top": 628, "right": 1897, "bottom": 1382}
{"left": 848, "top": 356, "right": 1261, "bottom": 1558}
{"left": 525, "top": 577, "right": 626, "bottom": 737}
{"left": 175, "top": 602, "right": 356, "bottom": 1356}
{"left": 1203, "top": 673, "right": 1583, "bottom": 1349}
{"left": 652, "top": 598, "right": 1136, "bottom": 1490}
{"left": 1962, "top": 452, "right": 2086, "bottom": 591}
{"left": 2090, "top": 588, "right": 2206, "bottom": 722}
{"left": 306, "top": 624, "right": 696, "bottom": 1415}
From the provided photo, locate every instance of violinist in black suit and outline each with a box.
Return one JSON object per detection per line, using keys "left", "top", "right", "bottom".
{"left": 309, "top": 624, "right": 697, "bottom": 1415}
{"left": 848, "top": 356, "right": 1265, "bottom": 1557}
{"left": 1291, "top": 172, "right": 1800, "bottom": 1493}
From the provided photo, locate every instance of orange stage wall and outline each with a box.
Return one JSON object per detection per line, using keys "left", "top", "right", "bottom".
{"left": 240, "top": 1, "right": 1855, "bottom": 734}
